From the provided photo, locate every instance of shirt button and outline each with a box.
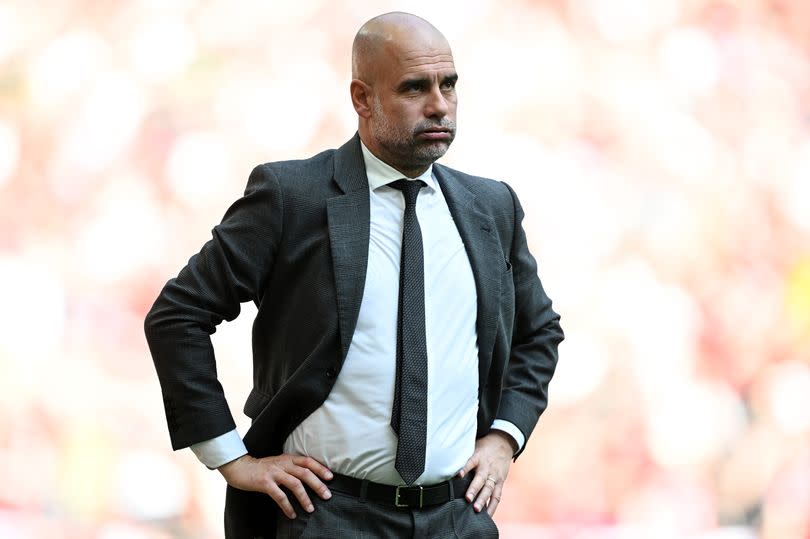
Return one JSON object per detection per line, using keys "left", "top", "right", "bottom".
{"left": 325, "top": 367, "right": 337, "bottom": 378}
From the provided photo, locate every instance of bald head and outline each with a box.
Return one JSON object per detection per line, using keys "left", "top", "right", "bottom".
{"left": 349, "top": 12, "right": 458, "bottom": 178}
{"left": 352, "top": 12, "right": 451, "bottom": 84}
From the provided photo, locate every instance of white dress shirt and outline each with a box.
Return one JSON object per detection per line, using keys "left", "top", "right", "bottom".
{"left": 192, "top": 142, "right": 524, "bottom": 481}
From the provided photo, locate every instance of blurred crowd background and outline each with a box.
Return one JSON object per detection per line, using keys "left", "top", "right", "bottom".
{"left": 1, "top": 0, "right": 809, "bottom": 538}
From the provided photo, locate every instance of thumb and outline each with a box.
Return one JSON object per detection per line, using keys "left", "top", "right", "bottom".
{"left": 458, "top": 452, "right": 479, "bottom": 478}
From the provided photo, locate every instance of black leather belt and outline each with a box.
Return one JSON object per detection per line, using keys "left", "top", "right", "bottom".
{"left": 326, "top": 473, "right": 472, "bottom": 509}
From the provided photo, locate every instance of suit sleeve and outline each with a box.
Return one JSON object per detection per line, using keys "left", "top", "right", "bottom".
{"left": 497, "top": 182, "right": 564, "bottom": 458}
{"left": 144, "top": 165, "right": 283, "bottom": 450}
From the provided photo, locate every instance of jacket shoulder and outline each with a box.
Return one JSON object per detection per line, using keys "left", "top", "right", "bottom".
{"left": 435, "top": 163, "right": 514, "bottom": 205}
{"left": 252, "top": 148, "right": 336, "bottom": 186}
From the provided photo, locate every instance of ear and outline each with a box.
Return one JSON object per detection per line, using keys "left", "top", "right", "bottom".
{"left": 350, "top": 79, "right": 373, "bottom": 119}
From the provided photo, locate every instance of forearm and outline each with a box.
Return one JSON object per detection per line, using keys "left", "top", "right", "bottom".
{"left": 144, "top": 310, "right": 238, "bottom": 449}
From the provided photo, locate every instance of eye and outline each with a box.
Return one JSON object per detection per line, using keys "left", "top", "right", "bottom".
{"left": 441, "top": 79, "right": 457, "bottom": 91}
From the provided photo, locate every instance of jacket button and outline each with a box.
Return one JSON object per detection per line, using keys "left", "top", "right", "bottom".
{"left": 325, "top": 367, "right": 337, "bottom": 378}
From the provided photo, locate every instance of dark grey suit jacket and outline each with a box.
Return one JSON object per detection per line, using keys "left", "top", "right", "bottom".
{"left": 144, "top": 134, "right": 563, "bottom": 537}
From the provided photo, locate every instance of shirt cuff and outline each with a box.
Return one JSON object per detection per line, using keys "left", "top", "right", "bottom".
{"left": 490, "top": 420, "right": 525, "bottom": 454}
{"left": 190, "top": 429, "right": 248, "bottom": 469}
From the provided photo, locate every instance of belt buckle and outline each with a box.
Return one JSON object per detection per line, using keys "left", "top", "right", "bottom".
{"left": 394, "top": 485, "right": 424, "bottom": 508}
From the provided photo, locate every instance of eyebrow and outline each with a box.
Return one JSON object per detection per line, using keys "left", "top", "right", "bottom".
{"left": 396, "top": 77, "right": 429, "bottom": 92}
{"left": 396, "top": 73, "right": 458, "bottom": 92}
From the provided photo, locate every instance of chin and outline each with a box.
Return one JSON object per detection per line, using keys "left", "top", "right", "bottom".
{"left": 416, "top": 143, "right": 450, "bottom": 162}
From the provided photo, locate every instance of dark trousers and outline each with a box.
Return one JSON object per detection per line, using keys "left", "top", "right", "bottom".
{"left": 275, "top": 488, "right": 499, "bottom": 538}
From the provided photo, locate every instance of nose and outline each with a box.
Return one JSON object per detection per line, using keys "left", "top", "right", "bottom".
{"left": 424, "top": 85, "right": 449, "bottom": 119}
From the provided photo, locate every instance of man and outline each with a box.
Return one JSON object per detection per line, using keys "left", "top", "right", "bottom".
{"left": 145, "top": 12, "right": 563, "bottom": 539}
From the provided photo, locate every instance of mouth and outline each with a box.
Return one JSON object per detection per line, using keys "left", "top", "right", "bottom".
{"left": 417, "top": 128, "right": 453, "bottom": 141}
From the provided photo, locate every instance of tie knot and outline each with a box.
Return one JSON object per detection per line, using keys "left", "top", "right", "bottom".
{"left": 389, "top": 179, "right": 426, "bottom": 207}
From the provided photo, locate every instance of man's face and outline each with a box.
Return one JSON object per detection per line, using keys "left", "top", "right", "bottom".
{"left": 367, "top": 41, "right": 457, "bottom": 175}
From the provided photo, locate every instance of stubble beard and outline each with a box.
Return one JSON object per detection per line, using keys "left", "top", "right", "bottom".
{"left": 370, "top": 98, "right": 456, "bottom": 173}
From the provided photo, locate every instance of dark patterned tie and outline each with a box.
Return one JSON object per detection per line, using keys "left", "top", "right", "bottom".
{"left": 388, "top": 178, "right": 428, "bottom": 485}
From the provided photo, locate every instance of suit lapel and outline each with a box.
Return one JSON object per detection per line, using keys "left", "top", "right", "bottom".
{"left": 328, "top": 134, "right": 371, "bottom": 359}
{"left": 433, "top": 165, "right": 502, "bottom": 389}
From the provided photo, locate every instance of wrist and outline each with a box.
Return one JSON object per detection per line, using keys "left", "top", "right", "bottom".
{"left": 490, "top": 430, "right": 518, "bottom": 455}
{"left": 218, "top": 453, "right": 251, "bottom": 477}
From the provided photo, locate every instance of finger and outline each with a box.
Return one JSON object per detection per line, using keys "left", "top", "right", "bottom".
{"left": 473, "top": 475, "right": 497, "bottom": 512}
{"left": 293, "top": 466, "right": 332, "bottom": 500}
{"left": 464, "top": 466, "right": 489, "bottom": 504}
{"left": 487, "top": 484, "right": 503, "bottom": 516}
{"left": 278, "top": 475, "right": 315, "bottom": 514}
{"left": 266, "top": 483, "right": 297, "bottom": 519}
{"left": 293, "top": 455, "right": 334, "bottom": 481}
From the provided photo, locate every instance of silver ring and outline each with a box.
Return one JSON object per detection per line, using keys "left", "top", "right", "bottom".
{"left": 486, "top": 476, "right": 496, "bottom": 484}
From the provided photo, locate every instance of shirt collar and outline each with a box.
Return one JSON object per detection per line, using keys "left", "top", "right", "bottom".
{"left": 360, "top": 140, "right": 436, "bottom": 192}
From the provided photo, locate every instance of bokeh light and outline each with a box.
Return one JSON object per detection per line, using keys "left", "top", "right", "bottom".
{"left": 2, "top": 1, "right": 809, "bottom": 538}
